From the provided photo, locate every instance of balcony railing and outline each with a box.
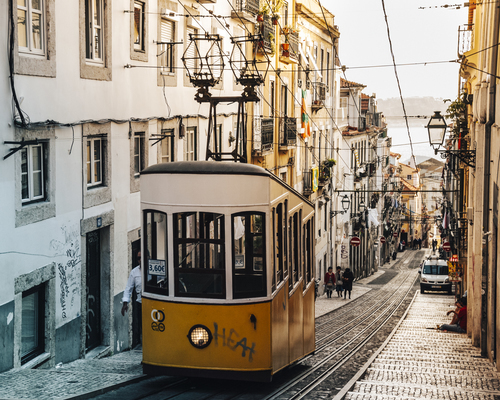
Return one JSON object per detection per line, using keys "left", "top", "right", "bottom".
{"left": 279, "top": 116, "right": 297, "bottom": 147}
{"left": 312, "top": 82, "right": 326, "bottom": 110}
{"left": 253, "top": 117, "right": 274, "bottom": 154}
{"left": 231, "top": 0, "right": 259, "bottom": 22}
{"left": 458, "top": 24, "right": 473, "bottom": 56}
{"left": 303, "top": 169, "right": 313, "bottom": 195}
{"left": 257, "top": 18, "right": 274, "bottom": 54}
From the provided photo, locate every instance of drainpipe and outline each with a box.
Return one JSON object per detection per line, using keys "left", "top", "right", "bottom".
{"left": 481, "top": 2, "right": 499, "bottom": 358}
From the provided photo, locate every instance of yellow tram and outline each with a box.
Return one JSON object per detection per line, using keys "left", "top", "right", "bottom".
{"left": 140, "top": 161, "right": 315, "bottom": 381}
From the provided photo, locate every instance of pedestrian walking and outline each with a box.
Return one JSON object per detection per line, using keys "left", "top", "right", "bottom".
{"left": 324, "top": 267, "right": 335, "bottom": 298}
{"left": 343, "top": 268, "right": 354, "bottom": 299}
{"left": 335, "top": 266, "right": 343, "bottom": 297}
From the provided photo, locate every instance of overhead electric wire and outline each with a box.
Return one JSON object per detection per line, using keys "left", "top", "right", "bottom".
{"left": 203, "top": 0, "right": 356, "bottom": 175}
{"left": 380, "top": 0, "right": 417, "bottom": 168}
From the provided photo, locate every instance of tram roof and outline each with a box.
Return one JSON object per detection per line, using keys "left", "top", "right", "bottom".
{"left": 141, "top": 161, "right": 270, "bottom": 177}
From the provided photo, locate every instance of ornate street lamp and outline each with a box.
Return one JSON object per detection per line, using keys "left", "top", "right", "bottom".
{"left": 426, "top": 111, "right": 476, "bottom": 168}
{"left": 427, "top": 111, "right": 447, "bottom": 153}
{"left": 331, "top": 195, "right": 350, "bottom": 217}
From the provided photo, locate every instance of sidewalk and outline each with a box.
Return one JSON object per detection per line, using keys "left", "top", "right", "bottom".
{"left": 337, "top": 292, "right": 500, "bottom": 399}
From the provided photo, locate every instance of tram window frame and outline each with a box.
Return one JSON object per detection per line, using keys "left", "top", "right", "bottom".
{"left": 273, "top": 203, "right": 285, "bottom": 290}
{"left": 283, "top": 200, "right": 288, "bottom": 282}
{"left": 173, "top": 212, "right": 225, "bottom": 299}
{"left": 305, "top": 218, "right": 312, "bottom": 285}
{"left": 232, "top": 212, "right": 266, "bottom": 299}
{"left": 143, "top": 210, "right": 169, "bottom": 296}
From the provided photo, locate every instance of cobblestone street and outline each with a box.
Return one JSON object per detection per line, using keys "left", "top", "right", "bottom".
{"left": 2, "top": 255, "right": 499, "bottom": 400}
{"left": 340, "top": 294, "right": 500, "bottom": 400}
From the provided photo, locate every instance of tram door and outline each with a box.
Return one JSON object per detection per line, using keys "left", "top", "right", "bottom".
{"left": 131, "top": 240, "right": 141, "bottom": 348}
{"left": 86, "top": 230, "right": 101, "bottom": 351}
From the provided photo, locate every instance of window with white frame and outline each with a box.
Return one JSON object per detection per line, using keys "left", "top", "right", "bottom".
{"left": 87, "top": 138, "right": 103, "bottom": 187}
{"left": 134, "top": 133, "right": 145, "bottom": 175}
{"left": 160, "top": 19, "right": 175, "bottom": 74}
{"left": 160, "top": 129, "right": 174, "bottom": 163}
{"left": 21, "top": 144, "right": 45, "bottom": 203}
{"left": 185, "top": 127, "right": 197, "bottom": 161}
{"left": 17, "top": 0, "right": 44, "bottom": 55}
{"left": 85, "top": 0, "right": 104, "bottom": 62}
{"left": 184, "top": 26, "right": 198, "bottom": 73}
{"left": 133, "top": 1, "right": 144, "bottom": 50}
{"left": 21, "top": 283, "right": 45, "bottom": 364}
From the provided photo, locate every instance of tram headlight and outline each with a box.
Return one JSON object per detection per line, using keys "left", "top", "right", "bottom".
{"left": 187, "top": 324, "right": 213, "bottom": 349}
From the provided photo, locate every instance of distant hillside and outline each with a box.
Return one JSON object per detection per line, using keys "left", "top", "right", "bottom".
{"left": 378, "top": 97, "right": 449, "bottom": 118}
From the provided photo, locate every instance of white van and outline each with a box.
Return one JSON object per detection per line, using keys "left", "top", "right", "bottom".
{"left": 419, "top": 256, "right": 452, "bottom": 294}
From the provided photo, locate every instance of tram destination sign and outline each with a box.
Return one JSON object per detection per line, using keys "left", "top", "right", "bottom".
{"left": 350, "top": 237, "right": 361, "bottom": 247}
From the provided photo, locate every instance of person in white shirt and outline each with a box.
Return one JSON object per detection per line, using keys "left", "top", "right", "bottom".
{"left": 121, "top": 251, "right": 142, "bottom": 316}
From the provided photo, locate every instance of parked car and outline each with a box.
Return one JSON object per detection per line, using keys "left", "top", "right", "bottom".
{"left": 419, "top": 256, "right": 452, "bottom": 294}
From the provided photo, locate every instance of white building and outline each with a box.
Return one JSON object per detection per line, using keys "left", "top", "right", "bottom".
{"left": 0, "top": 0, "right": 244, "bottom": 372}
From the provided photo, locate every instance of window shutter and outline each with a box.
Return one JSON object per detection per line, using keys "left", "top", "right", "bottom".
{"left": 185, "top": 27, "right": 197, "bottom": 72}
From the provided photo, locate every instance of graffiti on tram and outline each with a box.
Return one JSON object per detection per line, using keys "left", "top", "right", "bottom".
{"left": 213, "top": 322, "right": 256, "bottom": 362}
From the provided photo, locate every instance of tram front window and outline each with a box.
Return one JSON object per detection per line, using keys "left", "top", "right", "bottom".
{"left": 144, "top": 211, "right": 168, "bottom": 296}
{"left": 232, "top": 213, "right": 266, "bottom": 299}
{"left": 174, "top": 212, "right": 225, "bottom": 298}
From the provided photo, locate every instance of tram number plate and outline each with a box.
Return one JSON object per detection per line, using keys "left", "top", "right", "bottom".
{"left": 148, "top": 260, "right": 166, "bottom": 276}
{"left": 431, "top": 285, "right": 441, "bottom": 289}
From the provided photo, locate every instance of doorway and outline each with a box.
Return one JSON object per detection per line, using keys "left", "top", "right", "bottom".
{"left": 86, "top": 230, "right": 101, "bottom": 351}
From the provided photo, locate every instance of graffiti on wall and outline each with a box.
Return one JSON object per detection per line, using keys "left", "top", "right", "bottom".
{"left": 50, "top": 225, "right": 81, "bottom": 321}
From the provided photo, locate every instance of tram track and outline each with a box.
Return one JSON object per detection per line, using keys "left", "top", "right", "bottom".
{"left": 89, "top": 250, "right": 424, "bottom": 400}
{"left": 262, "top": 262, "right": 419, "bottom": 399}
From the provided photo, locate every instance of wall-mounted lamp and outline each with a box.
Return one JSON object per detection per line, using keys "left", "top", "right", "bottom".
{"left": 426, "top": 111, "right": 475, "bottom": 168}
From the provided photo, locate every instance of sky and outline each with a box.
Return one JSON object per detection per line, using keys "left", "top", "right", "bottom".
{"left": 324, "top": 0, "right": 468, "bottom": 100}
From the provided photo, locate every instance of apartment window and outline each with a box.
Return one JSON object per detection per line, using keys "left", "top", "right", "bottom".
{"left": 87, "top": 138, "right": 103, "bottom": 187}
{"left": 326, "top": 52, "right": 330, "bottom": 88}
{"left": 17, "top": 0, "right": 44, "bottom": 55}
{"left": 85, "top": 0, "right": 104, "bottom": 62}
{"left": 407, "top": 175, "right": 412, "bottom": 180}
{"left": 134, "top": 133, "right": 145, "bottom": 175}
{"left": 185, "top": 26, "right": 198, "bottom": 73}
{"left": 160, "top": 19, "right": 175, "bottom": 74}
{"left": 21, "top": 144, "right": 45, "bottom": 203}
{"left": 133, "top": 1, "right": 144, "bottom": 50}
{"left": 160, "top": 129, "right": 174, "bottom": 163}
{"left": 340, "top": 97, "right": 348, "bottom": 108}
{"left": 21, "top": 284, "right": 45, "bottom": 364}
{"left": 185, "top": 127, "right": 197, "bottom": 161}
{"left": 270, "top": 80, "right": 275, "bottom": 118}
{"left": 320, "top": 49, "right": 324, "bottom": 82}
{"left": 212, "top": 124, "right": 222, "bottom": 153}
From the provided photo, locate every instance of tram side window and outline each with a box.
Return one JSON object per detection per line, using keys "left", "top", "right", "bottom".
{"left": 144, "top": 211, "right": 168, "bottom": 296}
{"left": 303, "top": 218, "right": 312, "bottom": 289}
{"left": 174, "top": 212, "right": 225, "bottom": 298}
{"left": 232, "top": 212, "right": 266, "bottom": 299}
{"left": 273, "top": 203, "right": 285, "bottom": 291}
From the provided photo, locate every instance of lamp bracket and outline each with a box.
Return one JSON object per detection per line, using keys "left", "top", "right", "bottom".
{"left": 437, "top": 148, "right": 476, "bottom": 168}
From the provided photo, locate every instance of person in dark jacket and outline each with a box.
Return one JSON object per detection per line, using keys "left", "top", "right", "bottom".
{"left": 342, "top": 268, "right": 354, "bottom": 299}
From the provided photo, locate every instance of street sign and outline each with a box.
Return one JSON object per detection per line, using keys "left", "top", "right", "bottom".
{"left": 449, "top": 255, "right": 459, "bottom": 262}
{"left": 350, "top": 237, "right": 361, "bottom": 247}
{"left": 393, "top": 233, "right": 398, "bottom": 237}
{"left": 443, "top": 241, "right": 451, "bottom": 252}
{"left": 380, "top": 236, "right": 386, "bottom": 244}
